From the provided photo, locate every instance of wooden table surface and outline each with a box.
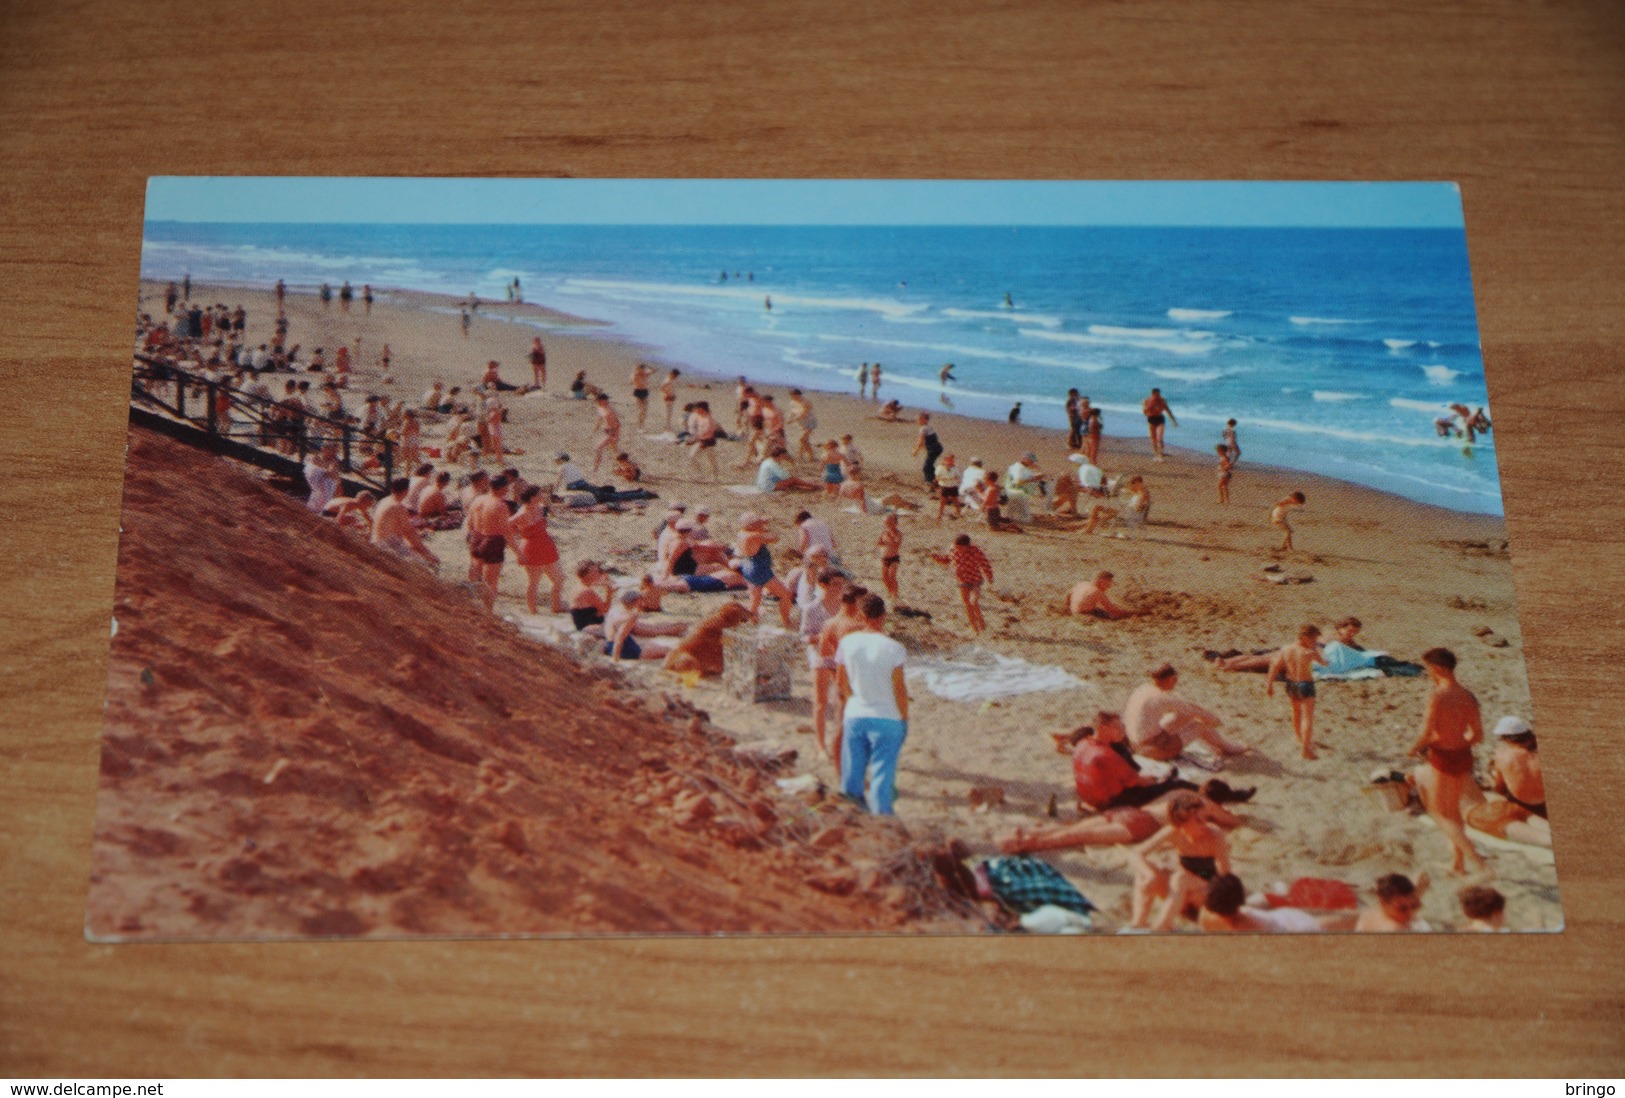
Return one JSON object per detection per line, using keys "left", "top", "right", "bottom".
{"left": 3, "top": 0, "right": 1622, "bottom": 1077}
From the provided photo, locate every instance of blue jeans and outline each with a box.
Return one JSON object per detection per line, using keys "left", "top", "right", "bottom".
{"left": 840, "top": 717, "right": 908, "bottom": 815}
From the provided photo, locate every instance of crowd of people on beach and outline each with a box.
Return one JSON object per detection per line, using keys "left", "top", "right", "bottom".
{"left": 131, "top": 275, "right": 1545, "bottom": 934}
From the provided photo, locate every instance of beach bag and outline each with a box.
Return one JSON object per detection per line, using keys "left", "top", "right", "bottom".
{"left": 979, "top": 856, "right": 1095, "bottom": 916}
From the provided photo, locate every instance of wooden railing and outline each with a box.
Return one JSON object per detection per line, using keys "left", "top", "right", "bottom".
{"left": 130, "top": 352, "right": 395, "bottom": 494}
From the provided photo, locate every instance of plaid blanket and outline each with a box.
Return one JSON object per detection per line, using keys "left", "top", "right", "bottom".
{"left": 980, "top": 856, "right": 1095, "bottom": 915}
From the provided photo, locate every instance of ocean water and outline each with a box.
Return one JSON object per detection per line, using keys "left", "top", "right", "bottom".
{"left": 141, "top": 222, "right": 1502, "bottom": 514}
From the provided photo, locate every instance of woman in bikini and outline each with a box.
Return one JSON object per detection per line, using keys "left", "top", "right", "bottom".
{"left": 733, "top": 512, "right": 795, "bottom": 628}
{"left": 1131, "top": 791, "right": 1232, "bottom": 931}
{"left": 1001, "top": 778, "right": 1249, "bottom": 856}
{"left": 512, "top": 485, "right": 565, "bottom": 614}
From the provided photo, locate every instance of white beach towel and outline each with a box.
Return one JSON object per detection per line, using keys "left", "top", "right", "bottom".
{"left": 905, "top": 647, "right": 1086, "bottom": 702}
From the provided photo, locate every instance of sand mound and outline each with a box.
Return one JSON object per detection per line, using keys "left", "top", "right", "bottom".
{"left": 88, "top": 428, "right": 981, "bottom": 939}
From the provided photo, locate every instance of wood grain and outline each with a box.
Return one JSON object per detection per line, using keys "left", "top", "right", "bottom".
{"left": 2, "top": 0, "right": 1622, "bottom": 1076}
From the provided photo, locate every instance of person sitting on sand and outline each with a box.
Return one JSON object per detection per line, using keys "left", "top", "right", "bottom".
{"left": 568, "top": 561, "right": 612, "bottom": 633}
{"left": 836, "top": 466, "right": 871, "bottom": 513}
{"left": 371, "top": 478, "right": 439, "bottom": 565}
{"left": 1198, "top": 874, "right": 1324, "bottom": 933}
{"left": 976, "top": 476, "right": 1022, "bottom": 533}
{"left": 756, "top": 448, "right": 821, "bottom": 493}
{"left": 795, "top": 509, "right": 837, "bottom": 560}
{"left": 649, "top": 521, "right": 749, "bottom": 594}
{"left": 1131, "top": 791, "right": 1230, "bottom": 930}
{"left": 877, "top": 400, "right": 904, "bottom": 423}
{"left": 1125, "top": 663, "right": 1250, "bottom": 762}
{"left": 613, "top": 452, "right": 642, "bottom": 483}
{"left": 482, "top": 360, "right": 518, "bottom": 393}
{"left": 416, "top": 471, "right": 453, "bottom": 520}
{"left": 604, "top": 587, "right": 674, "bottom": 662}
{"left": 569, "top": 370, "right": 590, "bottom": 400}
{"left": 1272, "top": 491, "right": 1306, "bottom": 551}
{"left": 931, "top": 533, "right": 994, "bottom": 635}
{"left": 404, "top": 463, "right": 435, "bottom": 511}
{"left": 324, "top": 490, "right": 375, "bottom": 531}
{"left": 1463, "top": 716, "right": 1550, "bottom": 848}
{"left": 1267, "top": 623, "right": 1330, "bottom": 760}
{"left": 1354, "top": 872, "right": 1431, "bottom": 932}
{"left": 1458, "top": 884, "right": 1507, "bottom": 932}
{"left": 1066, "top": 571, "right": 1135, "bottom": 619}
{"left": 1052, "top": 461, "right": 1081, "bottom": 515}
{"left": 1003, "top": 452, "right": 1047, "bottom": 520}
{"left": 1407, "top": 647, "right": 1491, "bottom": 877}
{"left": 1082, "top": 475, "right": 1149, "bottom": 535}
{"left": 421, "top": 381, "right": 446, "bottom": 412}
{"left": 733, "top": 512, "right": 796, "bottom": 628}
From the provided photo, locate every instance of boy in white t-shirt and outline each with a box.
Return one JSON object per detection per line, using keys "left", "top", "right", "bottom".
{"left": 835, "top": 594, "right": 910, "bottom": 815}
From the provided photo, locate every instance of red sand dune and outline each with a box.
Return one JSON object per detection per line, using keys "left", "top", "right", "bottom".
{"left": 88, "top": 428, "right": 979, "bottom": 939}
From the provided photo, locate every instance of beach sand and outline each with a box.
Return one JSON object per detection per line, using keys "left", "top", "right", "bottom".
{"left": 120, "top": 279, "right": 1557, "bottom": 933}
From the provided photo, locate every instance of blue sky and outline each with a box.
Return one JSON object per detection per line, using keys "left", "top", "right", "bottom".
{"left": 145, "top": 178, "right": 1465, "bottom": 229}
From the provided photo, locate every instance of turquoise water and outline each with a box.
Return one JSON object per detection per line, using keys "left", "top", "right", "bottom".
{"left": 141, "top": 222, "right": 1500, "bottom": 514}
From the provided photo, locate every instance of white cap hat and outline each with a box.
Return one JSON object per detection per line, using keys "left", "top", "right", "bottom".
{"left": 1492, "top": 716, "right": 1533, "bottom": 738}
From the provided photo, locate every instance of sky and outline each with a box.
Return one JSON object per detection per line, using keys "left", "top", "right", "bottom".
{"left": 144, "top": 178, "right": 1466, "bottom": 229}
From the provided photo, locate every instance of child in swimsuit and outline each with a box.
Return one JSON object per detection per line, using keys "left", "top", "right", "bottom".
{"left": 1267, "top": 624, "right": 1329, "bottom": 760}
{"left": 877, "top": 513, "right": 903, "bottom": 600}
{"left": 821, "top": 440, "right": 845, "bottom": 498}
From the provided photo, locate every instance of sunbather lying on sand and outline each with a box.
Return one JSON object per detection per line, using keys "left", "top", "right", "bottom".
{"left": 1000, "top": 775, "right": 1248, "bottom": 855}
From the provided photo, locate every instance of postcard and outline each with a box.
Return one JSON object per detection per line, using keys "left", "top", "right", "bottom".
{"left": 89, "top": 179, "right": 1556, "bottom": 939}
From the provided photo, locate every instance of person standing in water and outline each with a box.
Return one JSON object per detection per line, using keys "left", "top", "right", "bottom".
{"left": 857, "top": 363, "right": 870, "bottom": 400}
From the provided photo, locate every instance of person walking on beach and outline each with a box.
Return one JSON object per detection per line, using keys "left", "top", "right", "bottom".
{"left": 912, "top": 412, "right": 944, "bottom": 486}
{"left": 788, "top": 388, "right": 818, "bottom": 462}
{"left": 835, "top": 594, "right": 910, "bottom": 815}
{"left": 1407, "top": 647, "right": 1491, "bottom": 878}
{"left": 733, "top": 512, "right": 795, "bottom": 628}
{"left": 933, "top": 533, "right": 993, "bottom": 635}
{"left": 460, "top": 308, "right": 471, "bottom": 338}
{"left": 273, "top": 280, "right": 285, "bottom": 310}
{"left": 630, "top": 362, "right": 654, "bottom": 428}
{"left": 1271, "top": 491, "right": 1306, "bottom": 552}
{"left": 1143, "top": 387, "right": 1176, "bottom": 460}
{"left": 661, "top": 369, "right": 681, "bottom": 430}
{"left": 686, "top": 401, "right": 721, "bottom": 480}
{"left": 1267, "top": 624, "right": 1329, "bottom": 759}
{"left": 591, "top": 393, "right": 622, "bottom": 473}
{"left": 1086, "top": 407, "right": 1104, "bottom": 465}
{"left": 1216, "top": 444, "right": 1234, "bottom": 504}
{"left": 528, "top": 337, "right": 548, "bottom": 389}
{"left": 857, "top": 363, "right": 870, "bottom": 400}
{"left": 1222, "top": 418, "right": 1241, "bottom": 463}
{"left": 877, "top": 513, "right": 903, "bottom": 600}
{"left": 363, "top": 284, "right": 374, "bottom": 313}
